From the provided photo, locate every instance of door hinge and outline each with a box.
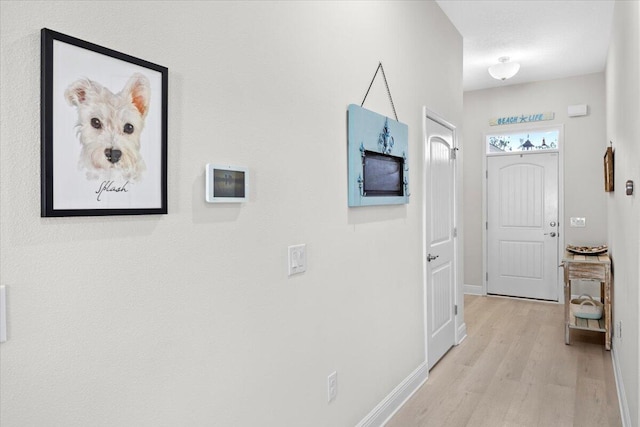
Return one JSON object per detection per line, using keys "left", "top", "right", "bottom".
{"left": 486, "top": 170, "right": 488, "bottom": 179}
{"left": 453, "top": 227, "right": 457, "bottom": 237}
{"left": 454, "top": 305, "right": 458, "bottom": 315}
{"left": 451, "top": 147, "right": 458, "bottom": 159}
{"left": 486, "top": 272, "right": 489, "bottom": 281}
{"left": 486, "top": 221, "right": 488, "bottom": 230}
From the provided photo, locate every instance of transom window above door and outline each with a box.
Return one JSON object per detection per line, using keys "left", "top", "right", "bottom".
{"left": 487, "top": 129, "right": 559, "bottom": 154}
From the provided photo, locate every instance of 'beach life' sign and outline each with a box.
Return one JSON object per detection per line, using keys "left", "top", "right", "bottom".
{"left": 489, "top": 112, "right": 555, "bottom": 126}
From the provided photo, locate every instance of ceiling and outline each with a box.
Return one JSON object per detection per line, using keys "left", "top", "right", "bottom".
{"left": 436, "top": 0, "right": 616, "bottom": 92}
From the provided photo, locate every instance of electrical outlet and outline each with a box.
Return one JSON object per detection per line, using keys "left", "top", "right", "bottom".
{"left": 616, "top": 321, "right": 622, "bottom": 340}
{"left": 288, "top": 244, "right": 307, "bottom": 276}
{"left": 327, "top": 371, "right": 337, "bottom": 403}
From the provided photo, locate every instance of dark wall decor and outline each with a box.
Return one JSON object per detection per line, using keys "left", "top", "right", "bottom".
{"left": 41, "top": 28, "right": 168, "bottom": 217}
{"left": 604, "top": 146, "right": 614, "bottom": 192}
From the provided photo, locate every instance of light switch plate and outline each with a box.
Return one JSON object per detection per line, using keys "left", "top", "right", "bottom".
{"left": 288, "top": 244, "right": 306, "bottom": 276}
{"left": 570, "top": 217, "right": 586, "bottom": 227}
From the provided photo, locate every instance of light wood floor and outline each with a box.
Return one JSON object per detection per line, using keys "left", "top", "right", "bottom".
{"left": 386, "top": 295, "right": 622, "bottom": 427}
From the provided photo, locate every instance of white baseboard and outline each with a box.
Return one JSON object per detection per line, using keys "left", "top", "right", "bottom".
{"left": 611, "top": 343, "right": 632, "bottom": 427}
{"left": 464, "top": 283, "right": 483, "bottom": 295}
{"left": 457, "top": 322, "right": 467, "bottom": 345}
{"left": 356, "top": 362, "right": 428, "bottom": 427}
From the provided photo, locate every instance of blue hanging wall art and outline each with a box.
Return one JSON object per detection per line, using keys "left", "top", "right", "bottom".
{"left": 347, "top": 104, "right": 409, "bottom": 207}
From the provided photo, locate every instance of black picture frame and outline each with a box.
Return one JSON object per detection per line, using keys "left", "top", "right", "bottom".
{"left": 41, "top": 28, "right": 168, "bottom": 217}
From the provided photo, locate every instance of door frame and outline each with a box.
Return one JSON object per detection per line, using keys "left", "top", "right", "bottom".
{"left": 423, "top": 107, "right": 465, "bottom": 369}
{"left": 482, "top": 123, "right": 565, "bottom": 303}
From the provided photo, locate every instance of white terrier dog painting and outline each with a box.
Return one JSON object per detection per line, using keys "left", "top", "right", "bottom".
{"left": 65, "top": 73, "right": 150, "bottom": 182}
{"left": 41, "top": 28, "right": 167, "bottom": 216}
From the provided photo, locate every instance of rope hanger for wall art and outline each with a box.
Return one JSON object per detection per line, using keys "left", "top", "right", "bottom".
{"left": 360, "top": 62, "right": 399, "bottom": 122}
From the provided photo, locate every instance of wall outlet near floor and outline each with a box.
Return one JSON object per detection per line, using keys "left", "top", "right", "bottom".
{"left": 288, "top": 244, "right": 307, "bottom": 276}
{"left": 327, "top": 371, "right": 337, "bottom": 403}
{"left": 570, "top": 217, "right": 586, "bottom": 227}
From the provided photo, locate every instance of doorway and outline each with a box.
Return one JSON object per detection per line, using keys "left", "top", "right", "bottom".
{"left": 484, "top": 126, "right": 564, "bottom": 301}
{"left": 424, "top": 111, "right": 458, "bottom": 369}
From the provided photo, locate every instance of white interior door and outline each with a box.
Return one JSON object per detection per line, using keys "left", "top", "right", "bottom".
{"left": 425, "top": 116, "right": 456, "bottom": 369}
{"left": 487, "top": 152, "right": 559, "bottom": 300}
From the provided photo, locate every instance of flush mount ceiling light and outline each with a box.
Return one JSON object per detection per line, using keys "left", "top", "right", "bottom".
{"left": 488, "top": 56, "right": 520, "bottom": 81}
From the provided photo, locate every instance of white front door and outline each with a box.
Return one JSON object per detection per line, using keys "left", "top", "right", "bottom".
{"left": 487, "top": 152, "right": 559, "bottom": 300}
{"left": 425, "top": 115, "right": 456, "bottom": 369}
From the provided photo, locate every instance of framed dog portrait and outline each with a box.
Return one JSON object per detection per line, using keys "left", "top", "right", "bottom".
{"left": 41, "top": 28, "right": 168, "bottom": 217}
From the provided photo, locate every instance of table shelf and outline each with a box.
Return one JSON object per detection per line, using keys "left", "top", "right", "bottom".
{"left": 562, "top": 251, "right": 611, "bottom": 350}
{"left": 569, "top": 312, "right": 606, "bottom": 332}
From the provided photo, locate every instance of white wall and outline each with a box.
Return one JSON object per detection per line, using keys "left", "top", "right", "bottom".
{"left": 606, "top": 1, "right": 640, "bottom": 425}
{"left": 463, "top": 74, "right": 607, "bottom": 291}
{"left": 0, "top": 1, "right": 463, "bottom": 426}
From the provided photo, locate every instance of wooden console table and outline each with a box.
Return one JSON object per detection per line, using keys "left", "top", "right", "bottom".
{"left": 562, "top": 252, "right": 612, "bottom": 350}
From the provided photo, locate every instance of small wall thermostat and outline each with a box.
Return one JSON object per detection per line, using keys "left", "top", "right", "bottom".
{"left": 205, "top": 164, "right": 248, "bottom": 203}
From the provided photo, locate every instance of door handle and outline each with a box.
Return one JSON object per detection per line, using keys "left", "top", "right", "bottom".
{"left": 544, "top": 232, "right": 557, "bottom": 237}
{"left": 427, "top": 254, "right": 439, "bottom": 262}
{"left": 550, "top": 221, "right": 557, "bottom": 227}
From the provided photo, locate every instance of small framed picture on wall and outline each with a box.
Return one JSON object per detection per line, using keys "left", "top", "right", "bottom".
{"left": 41, "top": 28, "right": 168, "bottom": 217}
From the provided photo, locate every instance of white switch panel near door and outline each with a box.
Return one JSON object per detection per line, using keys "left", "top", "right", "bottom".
{"left": 570, "top": 217, "right": 586, "bottom": 227}
{"left": 288, "top": 244, "right": 307, "bottom": 276}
